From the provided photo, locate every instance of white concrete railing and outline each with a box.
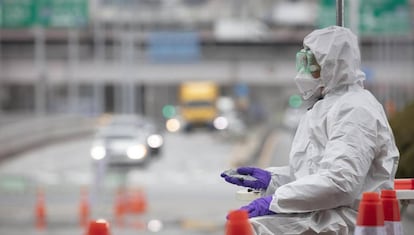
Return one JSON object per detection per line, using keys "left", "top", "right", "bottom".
{"left": 0, "top": 114, "right": 97, "bottom": 161}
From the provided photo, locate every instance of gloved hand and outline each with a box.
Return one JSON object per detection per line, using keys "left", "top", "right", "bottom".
{"left": 240, "top": 196, "right": 276, "bottom": 218}
{"left": 220, "top": 167, "right": 271, "bottom": 190}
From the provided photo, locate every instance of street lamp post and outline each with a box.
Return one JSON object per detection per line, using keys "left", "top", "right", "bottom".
{"left": 336, "top": 0, "right": 344, "bottom": 27}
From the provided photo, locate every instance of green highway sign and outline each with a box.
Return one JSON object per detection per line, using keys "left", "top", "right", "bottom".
{"left": 1, "top": 0, "right": 36, "bottom": 28}
{"left": 317, "top": 0, "right": 411, "bottom": 36}
{"left": 1, "top": 0, "right": 88, "bottom": 28}
{"left": 37, "top": 0, "right": 88, "bottom": 28}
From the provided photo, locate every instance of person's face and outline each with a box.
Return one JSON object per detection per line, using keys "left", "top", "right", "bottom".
{"left": 310, "top": 65, "right": 321, "bottom": 79}
{"left": 295, "top": 47, "right": 324, "bottom": 98}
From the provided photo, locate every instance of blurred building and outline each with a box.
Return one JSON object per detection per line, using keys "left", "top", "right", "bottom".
{"left": 0, "top": 0, "right": 413, "bottom": 119}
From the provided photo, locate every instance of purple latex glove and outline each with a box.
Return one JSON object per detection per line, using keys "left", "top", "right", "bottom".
{"left": 240, "top": 196, "right": 276, "bottom": 218}
{"left": 220, "top": 167, "right": 271, "bottom": 190}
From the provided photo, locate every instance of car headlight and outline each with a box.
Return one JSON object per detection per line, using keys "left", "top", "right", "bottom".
{"left": 127, "top": 144, "right": 147, "bottom": 160}
{"left": 147, "top": 134, "right": 163, "bottom": 149}
{"left": 166, "top": 118, "right": 181, "bottom": 132}
{"left": 214, "top": 116, "right": 229, "bottom": 130}
{"left": 91, "top": 146, "right": 106, "bottom": 160}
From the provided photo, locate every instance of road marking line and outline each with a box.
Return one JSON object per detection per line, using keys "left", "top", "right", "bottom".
{"left": 257, "top": 131, "right": 279, "bottom": 168}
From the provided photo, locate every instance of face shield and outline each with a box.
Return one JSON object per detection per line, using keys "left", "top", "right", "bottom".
{"left": 296, "top": 47, "right": 320, "bottom": 75}
{"left": 294, "top": 47, "right": 323, "bottom": 100}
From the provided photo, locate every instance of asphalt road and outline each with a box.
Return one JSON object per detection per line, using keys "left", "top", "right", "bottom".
{"left": 1, "top": 125, "right": 413, "bottom": 235}
{"left": 0, "top": 130, "right": 246, "bottom": 235}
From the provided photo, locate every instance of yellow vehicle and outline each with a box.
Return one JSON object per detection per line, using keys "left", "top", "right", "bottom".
{"left": 179, "top": 81, "right": 219, "bottom": 131}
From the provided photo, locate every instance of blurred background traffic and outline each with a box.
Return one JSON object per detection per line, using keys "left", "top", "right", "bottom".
{"left": 0, "top": 0, "right": 414, "bottom": 234}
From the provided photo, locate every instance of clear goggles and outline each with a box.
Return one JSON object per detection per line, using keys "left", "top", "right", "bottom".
{"left": 295, "top": 48, "right": 320, "bottom": 74}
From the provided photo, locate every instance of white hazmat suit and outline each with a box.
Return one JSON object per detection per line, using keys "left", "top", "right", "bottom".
{"left": 250, "top": 26, "right": 400, "bottom": 234}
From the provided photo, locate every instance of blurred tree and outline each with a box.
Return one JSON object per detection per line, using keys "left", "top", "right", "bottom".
{"left": 389, "top": 102, "right": 414, "bottom": 178}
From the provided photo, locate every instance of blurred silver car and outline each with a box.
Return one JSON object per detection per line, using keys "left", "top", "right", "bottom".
{"left": 108, "top": 115, "right": 164, "bottom": 155}
{"left": 90, "top": 115, "right": 164, "bottom": 166}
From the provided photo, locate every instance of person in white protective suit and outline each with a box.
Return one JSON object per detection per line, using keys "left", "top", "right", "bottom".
{"left": 221, "top": 26, "right": 400, "bottom": 235}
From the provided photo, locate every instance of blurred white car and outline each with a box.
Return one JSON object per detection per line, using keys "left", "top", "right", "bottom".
{"left": 215, "top": 96, "right": 246, "bottom": 136}
{"left": 91, "top": 126, "right": 149, "bottom": 166}
{"left": 90, "top": 115, "right": 164, "bottom": 166}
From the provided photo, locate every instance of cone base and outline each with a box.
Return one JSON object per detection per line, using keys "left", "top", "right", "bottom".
{"left": 385, "top": 221, "right": 404, "bottom": 235}
{"left": 354, "top": 226, "right": 386, "bottom": 235}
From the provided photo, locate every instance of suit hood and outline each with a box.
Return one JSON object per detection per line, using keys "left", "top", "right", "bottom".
{"left": 303, "top": 26, "right": 365, "bottom": 95}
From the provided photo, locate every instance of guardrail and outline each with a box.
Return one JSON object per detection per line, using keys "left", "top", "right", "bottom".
{"left": 0, "top": 114, "right": 97, "bottom": 162}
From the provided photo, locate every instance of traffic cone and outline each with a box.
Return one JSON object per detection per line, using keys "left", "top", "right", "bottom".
{"left": 85, "top": 219, "right": 111, "bottom": 235}
{"left": 381, "top": 190, "right": 404, "bottom": 235}
{"left": 225, "top": 210, "right": 253, "bottom": 235}
{"left": 35, "top": 188, "right": 46, "bottom": 230}
{"left": 114, "top": 188, "right": 126, "bottom": 227}
{"left": 354, "top": 192, "right": 386, "bottom": 235}
{"left": 79, "top": 187, "right": 90, "bottom": 228}
{"left": 129, "top": 188, "right": 147, "bottom": 214}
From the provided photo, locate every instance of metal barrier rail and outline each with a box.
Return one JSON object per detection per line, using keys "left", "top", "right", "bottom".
{"left": 0, "top": 114, "right": 97, "bottom": 161}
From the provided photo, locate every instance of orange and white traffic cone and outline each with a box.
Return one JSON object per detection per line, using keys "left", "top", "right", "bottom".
{"left": 35, "top": 188, "right": 47, "bottom": 230}
{"left": 128, "top": 187, "right": 148, "bottom": 230}
{"left": 79, "top": 187, "right": 90, "bottom": 228}
{"left": 225, "top": 210, "right": 253, "bottom": 235}
{"left": 114, "top": 188, "right": 126, "bottom": 227}
{"left": 381, "top": 190, "right": 404, "bottom": 235}
{"left": 354, "top": 192, "right": 386, "bottom": 235}
{"left": 85, "top": 219, "right": 111, "bottom": 235}
{"left": 129, "top": 188, "right": 147, "bottom": 214}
